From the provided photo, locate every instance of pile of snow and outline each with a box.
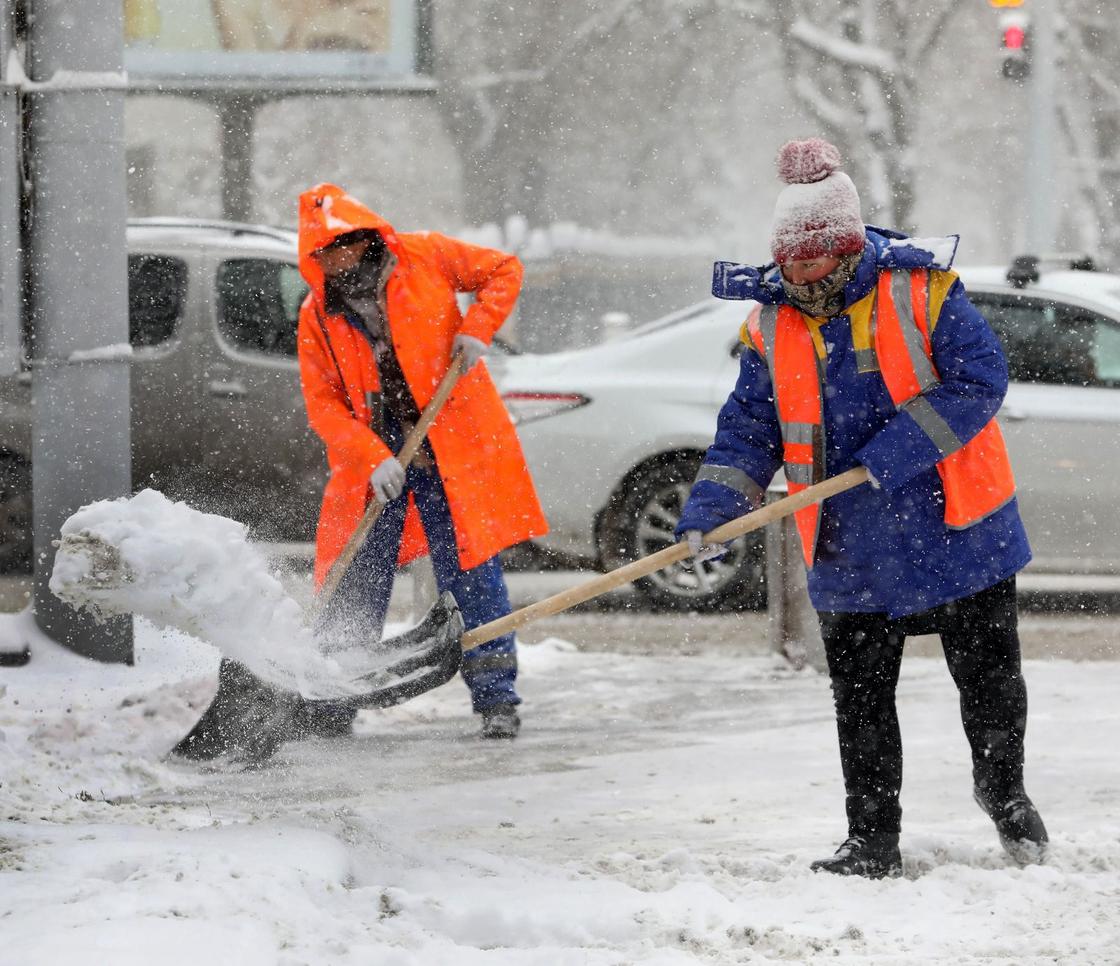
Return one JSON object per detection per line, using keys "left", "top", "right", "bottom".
{"left": 0, "top": 609, "right": 215, "bottom": 823}
{"left": 49, "top": 489, "right": 358, "bottom": 698}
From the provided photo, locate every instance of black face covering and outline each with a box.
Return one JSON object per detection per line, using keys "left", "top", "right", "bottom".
{"left": 330, "top": 261, "right": 379, "bottom": 300}
{"left": 324, "top": 235, "right": 387, "bottom": 306}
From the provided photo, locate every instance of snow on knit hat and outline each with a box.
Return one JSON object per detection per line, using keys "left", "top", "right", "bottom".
{"left": 769, "top": 138, "right": 866, "bottom": 264}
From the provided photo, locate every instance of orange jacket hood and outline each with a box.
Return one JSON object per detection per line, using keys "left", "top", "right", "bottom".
{"left": 297, "top": 183, "right": 402, "bottom": 303}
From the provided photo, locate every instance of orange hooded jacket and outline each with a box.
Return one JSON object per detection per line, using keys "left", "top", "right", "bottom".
{"left": 296, "top": 184, "right": 548, "bottom": 588}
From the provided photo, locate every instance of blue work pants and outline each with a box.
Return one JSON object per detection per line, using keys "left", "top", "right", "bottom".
{"left": 325, "top": 446, "right": 520, "bottom": 714}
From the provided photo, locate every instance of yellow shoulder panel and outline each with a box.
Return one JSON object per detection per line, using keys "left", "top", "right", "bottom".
{"left": 740, "top": 306, "right": 766, "bottom": 356}
{"left": 928, "top": 269, "right": 959, "bottom": 333}
{"left": 846, "top": 288, "right": 877, "bottom": 353}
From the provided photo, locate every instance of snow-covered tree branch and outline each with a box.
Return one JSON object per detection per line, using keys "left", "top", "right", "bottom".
{"left": 787, "top": 18, "right": 897, "bottom": 79}
{"left": 769, "top": 0, "right": 960, "bottom": 229}
{"left": 1056, "top": 3, "right": 1120, "bottom": 264}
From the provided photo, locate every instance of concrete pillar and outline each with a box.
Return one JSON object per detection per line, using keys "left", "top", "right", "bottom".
{"left": 26, "top": 0, "right": 132, "bottom": 662}
{"left": 0, "top": 2, "right": 21, "bottom": 377}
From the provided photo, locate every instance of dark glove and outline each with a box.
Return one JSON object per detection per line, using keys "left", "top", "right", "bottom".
{"left": 674, "top": 478, "right": 752, "bottom": 546}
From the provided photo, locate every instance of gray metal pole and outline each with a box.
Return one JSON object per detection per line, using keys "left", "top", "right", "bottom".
{"left": 0, "top": 2, "right": 21, "bottom": 378}
{"left": 25, "top": 0, "right": 132, "bottom": 662}
{"left": 218, "top": 96, "right": 259, "bottom": 223}
{"left": 1026, "top": 0, "right": 1057, "bottom": 253}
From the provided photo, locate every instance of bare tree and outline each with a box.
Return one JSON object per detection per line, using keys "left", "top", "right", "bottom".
{"left": 431, "top": 0, "right": 772, "bottom": 232}
{"left": 432, "top": 0, "right": 638, "bottom": 227}
{"left": 1056, "top": 4, "right": 1120, "bottom": 265}
{"left": 770, "top": 0, "right": 959, "bottom": 230}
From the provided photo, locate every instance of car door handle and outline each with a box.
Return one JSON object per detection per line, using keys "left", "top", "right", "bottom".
{"left": 208, "top": 379, "right": 248, "bottom": 398}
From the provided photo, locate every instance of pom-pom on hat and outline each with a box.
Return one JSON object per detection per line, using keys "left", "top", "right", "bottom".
{"left": 769, "top": 138, "right": 866, "bottom": 264}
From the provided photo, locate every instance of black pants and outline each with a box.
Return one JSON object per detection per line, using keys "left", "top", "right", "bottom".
{"left": 818, "top": 577, "right": 1028, "bottom": 837}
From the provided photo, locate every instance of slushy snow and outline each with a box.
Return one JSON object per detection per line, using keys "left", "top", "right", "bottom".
{"left": 49, "top": 488, "right": 360, "bottom": 698}
{"left": 9, "top": 490, "right": 1120, "bottom": 963}
{"left": 2, "top": 608, "right": 1119, "bottom": 964}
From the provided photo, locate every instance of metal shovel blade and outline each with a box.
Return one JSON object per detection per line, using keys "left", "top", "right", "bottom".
{"left": 170, "top": 592, "right": 466, "bottom": 764}
{"left": 318, "top": 590, "right": 466, "bottom": 710}
{"left": 170, "top": 658, "right": 304, "bottom": 764}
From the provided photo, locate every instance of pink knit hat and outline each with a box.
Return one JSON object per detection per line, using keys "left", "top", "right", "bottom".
{"left": 769, "top": 139, "right": 866, "bottom": 264}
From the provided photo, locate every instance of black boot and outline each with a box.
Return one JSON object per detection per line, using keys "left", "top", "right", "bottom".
{"left": 479, "top": 703, "right": 520, "bottom": 739}
{"left": 974, "top": 785, "right": 1048, "bottom": 864}
{"left": 810, "top": 833, "right": 902, "bottom": 878}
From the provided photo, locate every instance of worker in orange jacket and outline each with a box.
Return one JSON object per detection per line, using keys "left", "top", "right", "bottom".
{"left": 296, "top": 184, "right": 548, "bottom": 738}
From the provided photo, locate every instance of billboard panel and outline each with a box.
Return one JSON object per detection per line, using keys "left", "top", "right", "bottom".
{"left": 124, "top": 0, "right": 422, "bottom": 84}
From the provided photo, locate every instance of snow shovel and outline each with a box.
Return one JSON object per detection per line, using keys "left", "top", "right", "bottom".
{"left": 172, "top": 592, "right": 466, "bottom": 763}
{"left": 457, "top": 466, "right": 871, "bottom": 651}
{"left": 172, "top": 355, "right": 467, "bottom": 763}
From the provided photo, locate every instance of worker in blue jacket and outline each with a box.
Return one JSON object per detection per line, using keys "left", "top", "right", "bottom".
{"left": 677, "top": 138, "right": 1047, "bottom": 877}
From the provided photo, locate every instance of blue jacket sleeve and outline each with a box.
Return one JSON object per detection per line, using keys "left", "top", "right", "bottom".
{"left": 855, "top": 279, "right": 1009, "bottom": 492}
{"left": 676, "top": 345, "right": 784, "bottom": 537}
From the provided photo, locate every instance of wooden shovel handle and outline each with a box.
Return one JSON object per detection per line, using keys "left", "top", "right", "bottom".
{"left": 461, "top": 466, "right": 870, "bottom": 651}
{"left": 318, "top": 352, "right": 466, "bottom": 607}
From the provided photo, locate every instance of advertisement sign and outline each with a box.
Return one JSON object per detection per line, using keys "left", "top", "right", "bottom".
{"left": 124, "top": 0, "right": 423, "bottom": 86}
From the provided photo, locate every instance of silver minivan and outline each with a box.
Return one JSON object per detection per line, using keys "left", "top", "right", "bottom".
{"left": 0, "top": 219, "right": 320, "bottom": 570}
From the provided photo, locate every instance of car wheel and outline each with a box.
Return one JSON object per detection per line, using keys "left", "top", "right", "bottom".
{"left": 603, "top": 456, "right": 766, "bottom": 611}
{"left": 0, "top": 455, "right": 32, "bottom": 574}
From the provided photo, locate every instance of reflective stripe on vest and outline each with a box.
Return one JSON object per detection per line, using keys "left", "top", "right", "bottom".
{"left": 694, "top": 463, "right": 765, "bottom": 506}
{"left": 873, "top": 270, "right": 1017, "bottom": 532}
{"left": 750, "top": 303, "right": 825, "bottom": 565}
{"left": 750, "top": 269, "right": 1016, "bottom": 567}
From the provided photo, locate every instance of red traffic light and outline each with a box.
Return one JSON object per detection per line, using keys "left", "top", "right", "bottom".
{"left": 1003, "top": 25, "right": 1027, "bottom": 49}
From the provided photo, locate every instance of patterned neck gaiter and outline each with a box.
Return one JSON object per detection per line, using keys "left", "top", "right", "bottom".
{"left": 780, "top": 252, "right": 863, "bottom": 318}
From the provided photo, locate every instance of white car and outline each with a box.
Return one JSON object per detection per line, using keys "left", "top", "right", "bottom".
{"left": 498, "top": 255, "right": 1120, "bottom": 610}
{"left": 499, "top": 300, "right": 756, "bottom": 610}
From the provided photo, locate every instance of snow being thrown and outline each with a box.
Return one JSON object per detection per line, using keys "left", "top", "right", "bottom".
{"left": 49, "top": 488, "right": 359, "bottom": 698}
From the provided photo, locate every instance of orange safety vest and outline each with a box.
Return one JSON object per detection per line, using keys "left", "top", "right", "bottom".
{"left": 746, "top": 269, "right": 1016, "bottom": 568}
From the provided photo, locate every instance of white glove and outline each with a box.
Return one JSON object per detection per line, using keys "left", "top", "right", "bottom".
{"left": 452, "top": 333, "right": 488, "bottom": 371}
{"left": 370, "top": 456, "right": 405, "bottom": 503}
{"left": 684, "top": 530, "right": 728, "bottom": 563}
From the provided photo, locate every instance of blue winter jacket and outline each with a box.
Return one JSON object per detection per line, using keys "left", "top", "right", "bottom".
{"left": 676, "top": 228, "right": 1031, "bottom": 617}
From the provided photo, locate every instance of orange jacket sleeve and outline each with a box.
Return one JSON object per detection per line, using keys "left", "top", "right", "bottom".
{"left": 297, "top": 301, "right": 393, "bottom": 472}
{"left": 430, "top": 232, "right": 524, "bottom": 344}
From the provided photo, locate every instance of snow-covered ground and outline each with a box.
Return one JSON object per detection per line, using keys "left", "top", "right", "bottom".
{"left": 2, "top": 607, "right": 1118, "bottom": 964}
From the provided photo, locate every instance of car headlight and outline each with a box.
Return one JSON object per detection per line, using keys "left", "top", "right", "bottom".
{"left": 501, "top": 391, "right": 590, "bottom": 425}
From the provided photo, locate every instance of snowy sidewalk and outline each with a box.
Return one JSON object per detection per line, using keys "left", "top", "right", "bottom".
{"left": 2, "top": 614, "right": 1119, "bottom": 964}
